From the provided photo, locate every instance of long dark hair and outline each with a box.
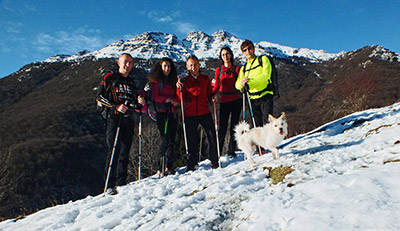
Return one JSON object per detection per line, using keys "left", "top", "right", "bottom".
{"left": 219, "top": 46, "right": 234, "bottom": 65}
{"left": 148, "top": 57, "right": 178, "bottom": 87}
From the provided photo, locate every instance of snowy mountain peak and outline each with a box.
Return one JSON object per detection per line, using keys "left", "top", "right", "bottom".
{"left": 44, "top": 54, "right": 71, "bottom": 63}
{"left": 211, "top": 30, "right": 241, "bottom": 44}
{"left": 126, "top": 31, "right": 179, "bottom": 46}
{"left": 184, "top": 31, "right": 211, "bottom": 42}
{"left": 39, "top": 30, "right": 400, "bottom": 67}
{"left": 369, "top": 45, "right": 400, "bottom": 62}
{"left": 43, "top": 30, "right": 341, "bottom": 64}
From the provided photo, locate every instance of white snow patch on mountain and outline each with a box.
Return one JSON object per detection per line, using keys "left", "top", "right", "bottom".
{"left": 43, "top": 30, "right": 341, "bottom": 64}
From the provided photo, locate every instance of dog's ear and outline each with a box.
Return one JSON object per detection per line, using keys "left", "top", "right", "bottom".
{"left": 268, "top": 114, "right": 275, "bottom": 122}
{"left": 280, "top": 112, "right": 286, "bottom": 119}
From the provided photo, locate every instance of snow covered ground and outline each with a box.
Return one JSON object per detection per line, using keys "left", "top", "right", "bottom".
{"left": 1, "top": 103, "right": 400, "bottom": 231}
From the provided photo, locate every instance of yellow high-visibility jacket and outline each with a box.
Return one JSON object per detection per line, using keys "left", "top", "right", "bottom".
{"left": 235, "top": 55, "right": 273, "bottom": 99}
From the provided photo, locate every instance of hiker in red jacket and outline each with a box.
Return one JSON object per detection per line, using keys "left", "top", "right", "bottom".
{"left": 212, "top": 46, "right": 242, "bottom": 158}
{"left": 176, "top": 55, "right": 219, "bottom": 171}
{"left": 147, "top": 57, "right": 179, "bottom": 176}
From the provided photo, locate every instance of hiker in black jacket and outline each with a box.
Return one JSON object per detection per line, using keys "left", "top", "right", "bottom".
{"left": 96, "top": 53, "right": 145, "bottom": 194}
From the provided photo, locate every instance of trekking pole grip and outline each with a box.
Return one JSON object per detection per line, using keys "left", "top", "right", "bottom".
{"left": 243, "top": 83, "right": 249, "bottom": 93}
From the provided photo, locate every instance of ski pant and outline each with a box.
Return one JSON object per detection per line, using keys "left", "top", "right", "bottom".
{"left": 251, "top": 94, "right": 274, "bottom": 127}
{"left": 105, "top": 114, "right": 135, "bottom": 188}
{"left": 185, "top": 113, "right": 218, "bottom": 169}
{"left": 218, "top": 99, "right": 242, "bottom": 156}
{"left": 156, "top": 112, "right": 178, "bottom": 173}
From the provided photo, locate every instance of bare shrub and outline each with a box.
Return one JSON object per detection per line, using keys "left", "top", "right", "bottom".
{"left": 340, "top": 73, "right": 376, "bottom": 114}
{"left": 317, "top": 73, "right": 376, "bottom": 122}
{"left": 128, "top": 119, "right": 160, "bottom": 181}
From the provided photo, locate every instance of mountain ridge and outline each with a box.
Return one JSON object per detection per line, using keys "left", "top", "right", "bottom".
{"left": 41, "top": 30, "right": 341, "bottom": 65}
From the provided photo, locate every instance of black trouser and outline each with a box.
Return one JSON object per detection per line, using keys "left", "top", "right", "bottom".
{"left": 105, "top": 114, "right": 135, "bottom": 188}
{"left": 156, "top": 112, "right": 178, "bottom": 172}
{"left": 251, "top": 94, "right": 274, "bottom": 127}
{"left": 219, "top": 99, "right": 242, "bottom": 155}
{"left": 185, "top": 113, "right": 218, "bottom": 169}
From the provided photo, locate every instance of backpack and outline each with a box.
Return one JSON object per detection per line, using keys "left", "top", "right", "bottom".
{"left": 143, "top": 82, "right": 157, "bottom": 122}
{"left": 218, "top": 65, "right": 238, "bottom": 84}
{"left": 243, "top": 55, "right": 279, "bottom": 98}
{"left": 97, "top": 97, "right": 110, "bottom": 120}
{"left": 96, "top": 72, "right": 118, "bottom": 120}
{"left": 214, "top": 65, "right": 240, "bottom": 95}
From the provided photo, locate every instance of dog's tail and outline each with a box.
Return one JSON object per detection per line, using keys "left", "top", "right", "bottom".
{"left": 234, "top": 121, "right": 250, "bottom": 141}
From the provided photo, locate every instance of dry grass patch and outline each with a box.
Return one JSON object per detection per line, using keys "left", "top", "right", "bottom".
{"left": 263, "top": 166, "right": 294, "bottom": 184}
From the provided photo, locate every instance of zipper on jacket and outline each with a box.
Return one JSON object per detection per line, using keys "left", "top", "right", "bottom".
{"left": 195, "top": 78, "right": 199, "bottom": 116}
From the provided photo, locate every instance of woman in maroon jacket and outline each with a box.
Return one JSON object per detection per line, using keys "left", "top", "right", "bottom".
{"left": 148, "top": 57, "right": 179, "bottom": 176}
{"left": 176, "top": 55, "right": 219, "bottom": 171}
{"left": 212, "top": 46, "right": 242, "bottom": 158}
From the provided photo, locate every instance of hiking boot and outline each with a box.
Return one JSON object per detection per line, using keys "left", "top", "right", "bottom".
{"left": 167, "top": 168, "right": 176, "bottom": 175}
{"left": 228, "top": 152, "right": 237, "bottom": 158}
{"left": 185, "top": 165, "right": 196, "bottom": 173}
{"left": 106, "top": 186, "right": 118, "bottom": 195}
{"left": 164, "top": 168, "right": 174, "bottom": 176}
{"left": 211, "top": 162, "right": 219, "bottom": 169}
{"left": 157, "top": 168, "right": 171, "bottom": 178}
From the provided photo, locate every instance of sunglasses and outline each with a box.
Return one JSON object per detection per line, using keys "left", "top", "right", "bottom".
{"left": 242, "top": 47, "right": 253, "bottom": 52}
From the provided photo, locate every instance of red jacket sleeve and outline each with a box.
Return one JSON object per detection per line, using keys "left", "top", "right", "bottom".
{"left": 207, "top": 75, "right": 214, "bottom": 103}
{"left": 212, "top": 67, "right": 221, "bottom": 94}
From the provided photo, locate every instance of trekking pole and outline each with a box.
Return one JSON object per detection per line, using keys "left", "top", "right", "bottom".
{"left": 244, "top": 84, "right": 257, "bottom": 129}
{"left": 161, "top": 118, "right": 168, "bottom": 177}
{"left": 244, "top": 84, "right": 263, "bottom": 155}
{"left": 199, "top": 128, "right": 203, "bottom": 162}
{"left": 242, "top": 91, "right": 247, "bottom": 161}
{"left": 179, "top": 83, "right": 189, "bottom": 160}
{"left": 242, "top": 91, "right": 246, "bottom": 120}
{"left": 161, "top": 104, "right": 171, "bottom": 177}
{"left": 138, "top": 105, "right": 143, "bottom": 180}
{"left": 242, "top": 58, "right": 256, "bottom": 123}
{"left": 103, "top": 114, "right": 122, "bottom": 196}
{"left": 213, "top": 101, "right": 222, "bottom": 167}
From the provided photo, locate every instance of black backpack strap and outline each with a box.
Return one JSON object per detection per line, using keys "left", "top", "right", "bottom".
{"left": 243, "top": 57, "right": 261, "bottom": 74}
{"left": 97, "top": 72, "right": 118, "bottom": 107}
{"left": 266, "top": 56, "right": 279, "bottom": 97}
{"left": 246, "top": 55, "right": 279, "bottom": 97}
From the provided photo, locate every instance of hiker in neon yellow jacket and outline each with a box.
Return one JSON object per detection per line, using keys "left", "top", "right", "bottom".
{"left": 235, "top": 39, "right": 274, "bottom": 127}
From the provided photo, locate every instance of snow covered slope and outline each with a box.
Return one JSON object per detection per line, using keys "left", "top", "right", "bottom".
{"left": 1, "top": 103, "right": 400, "bottom": 230}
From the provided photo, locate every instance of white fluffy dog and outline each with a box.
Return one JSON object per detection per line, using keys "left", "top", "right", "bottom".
{"left": 234, "top": 113, "right": 288, "bottom": 166}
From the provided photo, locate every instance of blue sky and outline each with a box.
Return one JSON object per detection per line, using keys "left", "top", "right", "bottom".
{"left": 1, "top": 0, "right": 399, "bottom": 78}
